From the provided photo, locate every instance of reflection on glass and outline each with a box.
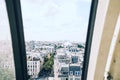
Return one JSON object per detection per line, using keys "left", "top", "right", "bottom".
{"left": 0, "top": 0, "right": 16, "bottom": 80}
{"left": 20, "top": 0, "right": 91, "bottom": 80}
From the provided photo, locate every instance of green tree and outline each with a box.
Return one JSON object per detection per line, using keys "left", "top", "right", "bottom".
{"left": 43, "top": 54, "right": 54, "bottom": 71}
{"left": 78, "top": 44, "right": 84, "bottom": 48}
{"left": 57, "top": 46, "right": 64, "bottom": 49}
{"left": 39, "top": 54, "right": 54, "bottom": 77}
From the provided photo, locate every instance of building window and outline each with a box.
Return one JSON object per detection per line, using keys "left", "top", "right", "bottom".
{"left": 70, "top": 71, "right": 73, "bottom": 75}
{"left": 75, "top": 71, "right": 80, "bottom": 76}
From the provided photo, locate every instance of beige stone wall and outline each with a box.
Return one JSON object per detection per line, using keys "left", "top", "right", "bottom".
{"left": 87, "top": 0, "right": 120, "bottom": 80}
{"left": 94, "top": 0, "right": 120, "bottom": 80}
{"left": 109, "top": 18, "right": 120, "bottom": 80}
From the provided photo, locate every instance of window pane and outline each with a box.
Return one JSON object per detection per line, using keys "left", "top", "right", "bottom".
{"left": 0, "top": 0, "right": 16, "bottom": 80}
{"left": 20, "top": 0, "right": 91, "bottom": 80}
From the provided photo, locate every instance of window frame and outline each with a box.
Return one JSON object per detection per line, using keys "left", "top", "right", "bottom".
{"left": 5, "top": 0, "right": 98, "bottom": 80}
{"left": 70, "top": 71, "right": 73, "bottom": 75}
{"left": 81, "top": 0, "right": 98, "bottom": 80}
{"left": 5, "top": 0, "right": 27, "bottom": 80}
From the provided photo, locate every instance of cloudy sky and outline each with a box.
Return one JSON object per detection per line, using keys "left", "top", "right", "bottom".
{"left": 0, "top": 0, "right": 11, "bottom": 41}
{"left": 0, "top": 0, "right": 91, "bottom": 42}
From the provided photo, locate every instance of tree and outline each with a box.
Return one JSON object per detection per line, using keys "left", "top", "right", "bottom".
{"left": 39, "top": 54, "right": 54, "bottom": 77}
{"left": 78, "top": 44, "right": 84, "bottom": 48}
{"left": 43, "top": 55, "right": 54, "bottom": 71}
{"left": 57, "top": 46, "right": 64, "bottom": 49}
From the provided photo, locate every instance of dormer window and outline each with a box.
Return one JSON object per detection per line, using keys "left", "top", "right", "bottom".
{"left": 70, "top": 71, "right": 73, "bottom": 75}
{"left": 75, "top": 71, "right": 80, "bottom": 76}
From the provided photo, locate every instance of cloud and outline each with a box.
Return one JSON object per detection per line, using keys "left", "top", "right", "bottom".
{"left": 20, "top": 0, "right": 91, "bottom": 42}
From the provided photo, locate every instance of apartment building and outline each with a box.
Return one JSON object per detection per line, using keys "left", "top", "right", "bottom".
{"left": 27, "top": 53, "right": 44, "bottom": 78}
{"left": 54, "top": 42, "right": 83, "bottom": 80}
{"left": 27, "top": 61, "right": 40, "bottom": 78}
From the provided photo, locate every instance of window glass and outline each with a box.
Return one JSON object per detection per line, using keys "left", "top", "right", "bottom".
{"left": 20, "top": 0, "right": 91, "bottom": 79}
{"left": 75, "top": 71, "right": 80, "bottom": 76}
{"left": 70, "top": 71, "right": 73, "bottom": 75}
{"left": 0, "top": 0, "right": 16, "bottom": 80}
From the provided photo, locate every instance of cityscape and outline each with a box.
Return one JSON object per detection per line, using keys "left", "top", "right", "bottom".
{"left": 0, "top": 0, "right": 90, "bottom": 80}
{"left": 26, "top": 40, "right": 85, "bottom": 80}
{"left": 0, "top": 40, "right": 85, "bottom": 80}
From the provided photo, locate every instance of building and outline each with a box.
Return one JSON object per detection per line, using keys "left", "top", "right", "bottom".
{"left": 69, "top": 64, "right": 82, "bottom": 80}
{"left": 59, "top": 64, "right": 69, "bottom": 80}
{"left": 27, "top": 60, "right": 40, "bottom": 78}
{"left": 54, "top": 43, "right": 84, "bottom": 80}
{"left": 27, "top": 53, "right": 44, "bottom": 78}
{"left": 35, "top": 45, "right": 55, "bottom": 55}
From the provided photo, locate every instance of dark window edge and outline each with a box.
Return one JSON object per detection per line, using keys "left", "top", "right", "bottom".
{"left": 81, "top": 0, "right": 98, "bottom": 80}
{"left": 5, "top": 0, "right": 27, "bottom": 80}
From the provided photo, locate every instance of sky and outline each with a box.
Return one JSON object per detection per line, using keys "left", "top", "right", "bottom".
{"left": 0, "top": 0, "right": 12, "bottom": 41}
{"left": 0, "top": 0, "right": 91, "bottom": 42}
